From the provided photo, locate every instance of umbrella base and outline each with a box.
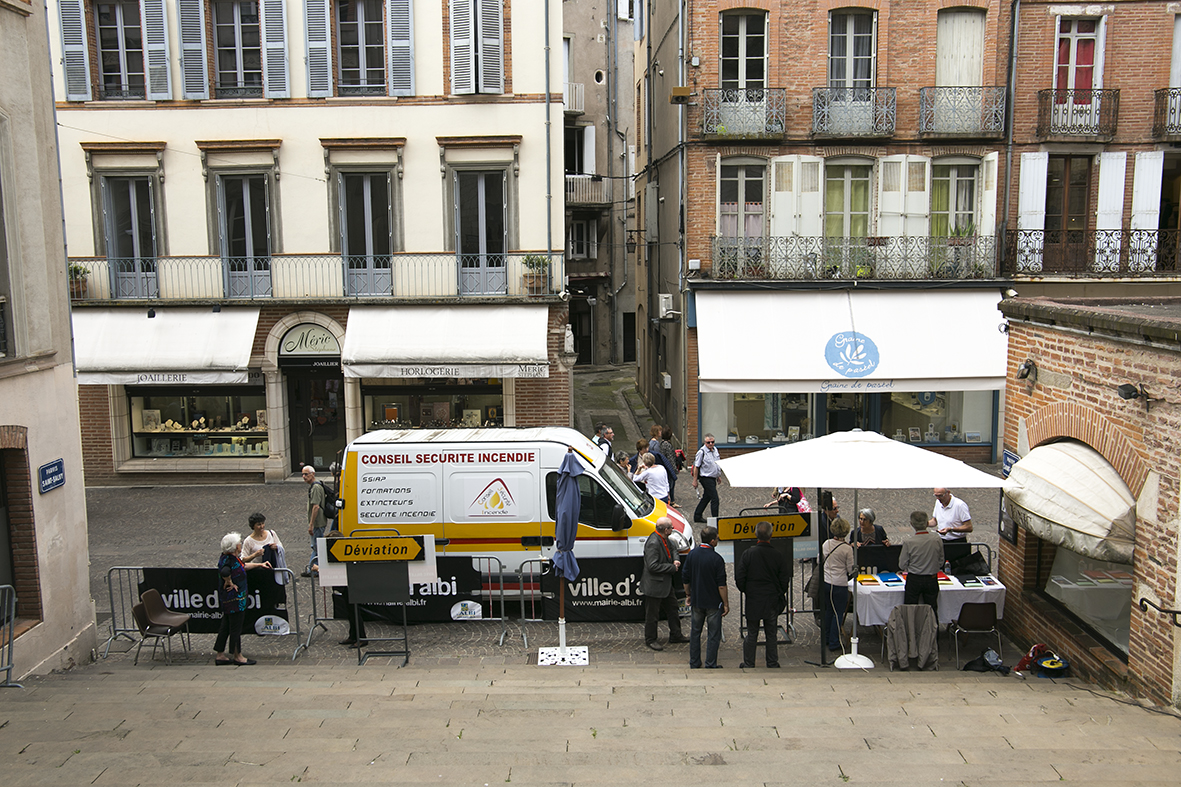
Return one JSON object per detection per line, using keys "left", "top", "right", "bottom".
{"left": 538, "top": 646, "right": 589, "bottom": 666}
{"left": 834, "top": 637, "right": 875, "bottom": 670}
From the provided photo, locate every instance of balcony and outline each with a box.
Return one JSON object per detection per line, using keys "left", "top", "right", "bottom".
{"left": 66, "top": 252, "right": 566, "bottom": 302}
{"left": 919, "top": 87, "right": 1006, "bottom": 138}
{"left": 709, "top": 235, "right": 998, "bottom": 281}
{"left": 564, "top": 82, "right": 584, "bottom": 115}
{"left": 1153, "top": 88, "right": 1181, "bottom": 141}
{"left": 1004, "top": 230, "right": 1180, "bottom": 277}
{"left": 565, "top": 174, "right": 611, "bottom": 206}
{"left": 1037, "top": 89, "right": 1119, "bottom": 140}
{"left": 702, "top": 88, "right": 787, "bottom": 140}
{"left": 812, "top": 87, "right": 896, "bottom": 138}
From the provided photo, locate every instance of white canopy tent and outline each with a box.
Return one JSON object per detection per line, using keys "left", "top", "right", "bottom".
{"left": 717, "top": 429, "right": 1007, "bottom": 669}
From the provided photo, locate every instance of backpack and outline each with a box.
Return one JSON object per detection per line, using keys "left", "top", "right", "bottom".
{"left": 674, "top": 448, "right": 686, "bottom": 471}
{"left": 314, "top": 480, "right": 340, "bottom": 520}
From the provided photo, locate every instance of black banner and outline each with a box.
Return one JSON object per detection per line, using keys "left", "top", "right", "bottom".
{"left": 139, "top": 567, "right": 289, "bottom": 634}
{"left": 334, "top": 556, "right": 485, "bottom": 623}
{"left": 540, "top": 557, "right": 646, "bottom": 622}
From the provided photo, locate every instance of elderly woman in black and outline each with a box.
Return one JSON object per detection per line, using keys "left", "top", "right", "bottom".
{"left": 850, "top": 508, "right": 890, "bottom": 546}
{"left": 214, "top": 531, "right": 270, "bottom": 666}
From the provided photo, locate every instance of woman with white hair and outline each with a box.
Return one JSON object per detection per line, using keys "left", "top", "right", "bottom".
{"left": 214, "top": 531, "right": 270, "bottom": 666}
{"left": 850, "top": 508, "right": 890, "bottom": 546}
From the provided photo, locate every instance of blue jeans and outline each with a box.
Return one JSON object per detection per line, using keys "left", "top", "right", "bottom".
{"left": 307, "top": 526, "right": 324, "bottom": 572}
{"left": 689, "top": 606, "right": 723, "bottom": 668}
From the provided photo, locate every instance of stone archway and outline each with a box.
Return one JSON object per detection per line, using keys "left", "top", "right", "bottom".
{"left": 1023, "top": 401, "right": 1150, "bottom": 499}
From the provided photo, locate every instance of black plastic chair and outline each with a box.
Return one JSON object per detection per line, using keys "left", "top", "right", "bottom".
{"left": 131, "top": 602, "right": 178, "bottom": 665}
{"left": 140, "top": 588, "right": 191, "bottom": 653}
{"left": 951, "top": 601, "right": 1001, "bottom": 668}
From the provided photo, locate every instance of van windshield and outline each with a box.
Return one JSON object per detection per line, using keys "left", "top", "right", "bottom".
{"left": 599, "top": 458, "right": 654, "bottom": 517}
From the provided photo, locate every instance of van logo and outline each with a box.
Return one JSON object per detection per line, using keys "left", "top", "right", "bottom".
{"left": 468, "top": 478, "right": 517, "bottom": 518}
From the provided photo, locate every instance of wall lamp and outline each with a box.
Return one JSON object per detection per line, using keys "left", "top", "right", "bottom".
{"left": 147, "top": 308, "right": 156, "bottom": 319}
{"left": 625, "top": 230, "right": 644, "bottom": 256}
{"left": 1117, "top": 383, "right": 1151, "bottom": 411}
{"left": 1016, "top": 359, "right": 1036, "bottom": 381}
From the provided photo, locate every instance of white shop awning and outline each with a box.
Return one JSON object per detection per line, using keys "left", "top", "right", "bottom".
{"left": 695, "top": 289, "right": 1006, "bottom": 393}
{"left": 72, "top": 307, "right": 260, "bottom": 385}
{"left": 342, "top": 305, "right": 550, "bottom": 379}
{"left": 1004, "top": 440, "right": 1137, "bottom": 564}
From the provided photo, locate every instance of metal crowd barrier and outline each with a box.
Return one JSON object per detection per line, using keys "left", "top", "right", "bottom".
{"left": 101, "top": 567, "right": 145, "bottom": 657}
{"left": 104, "top": 566, "right": 306, "bottom": 661}
{"left": 516, "top": 558, "right": 553, "bottom": 649}
{"left": 0, "top": 585, "right": 21, "bottom": 688}
{"left": 471, "top": 556, "right": 510, "bottom": 646}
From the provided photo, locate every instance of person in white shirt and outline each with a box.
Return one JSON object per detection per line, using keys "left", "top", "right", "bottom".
{"left": 931, "top": 487, "right": 972, "bottom": 542}
{"left": 634, "top": 452, "right": 670, "bottom": 502}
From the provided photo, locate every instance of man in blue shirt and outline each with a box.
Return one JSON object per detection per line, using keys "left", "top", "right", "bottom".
{"left": 681, "top": 525, "right": 729, "bottom": 669}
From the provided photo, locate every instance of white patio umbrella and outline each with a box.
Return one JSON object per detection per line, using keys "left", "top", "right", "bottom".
{"left": 717, "top": 430, "right": 1007, "bottom": 669}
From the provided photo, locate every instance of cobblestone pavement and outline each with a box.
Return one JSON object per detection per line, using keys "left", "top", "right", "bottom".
{"left": 87, "top": 366, "right": 1003, "bottom": 669}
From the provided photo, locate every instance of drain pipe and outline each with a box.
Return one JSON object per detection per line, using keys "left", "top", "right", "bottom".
{"left": 545, "top": 0, "right": 555, "bottom": 279}
{"left": 610, "top": 7, "right": 629, "bottom": 348}
{"left": 1001, "top": 0, "right": 1021, "bottom": 261}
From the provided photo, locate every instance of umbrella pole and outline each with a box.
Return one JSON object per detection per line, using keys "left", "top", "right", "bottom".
{"left": 559, "top": 580, "right": 567, "bottom": 656}
{"left": 835, "top": 489, "right": 873, "bottom": 669}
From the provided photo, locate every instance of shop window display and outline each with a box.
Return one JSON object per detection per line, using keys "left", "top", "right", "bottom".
{"left": 130, "top": 389, "right": 268, "bottom": 458}
{"left": 362, "top": 379, "right": 503, "bottom": 431}
{"left": 1043, "top": 547, "right": 1132, "bottom": 655}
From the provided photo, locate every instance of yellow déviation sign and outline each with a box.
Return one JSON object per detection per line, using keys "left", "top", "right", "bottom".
{"left": 327, "top": 536, "right": 425, "bottom": 562}
{"left": 714, "top": 513, "right": 811, "bottom": 541}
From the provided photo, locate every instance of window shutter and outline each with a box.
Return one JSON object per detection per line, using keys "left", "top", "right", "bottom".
{"left": 450, "top": 0, "right": 476, "bottom": 95}
{"left": 796, "top": 156, "right": 823, "bottom": 237}
{"left": 877, "top": 155, "right": 906, "bottom": 236}
{"left": 769, "top": 156, "right": 798, "bottom": 237}
{"left": 305, "top": 0, "right": 332, "bottom": 97}
{"left": 59, "top": 0, "right": 92, "bottom": 101}
{"left": 902, "top": 155, "right": 929, "bottom": 237}
{"left": 979, "top": 152, "right": 999, "bottom": 235}
{"left": 582, "top": 124, "right": 596, "bottom": 175}
{"left": 140, "top": 0, "right": 173, "bottom": 100}
{"left": 387, "top": 0, "right": 414, "bottom": 96}
{"left": 1095, "top": 151, "right": 1126, "bottom": 231}
{"left": 476, "top": 0, "right": 504, "bottom": 94}
{"left": 1131, "top": 151, "right": 1164, "bottom": 230}
{"left": 1017, "top": 152, "right": 1049, "bottom": 231}
{"left": 261, "top": 0, "right": 290, "bottom": 98}
{"left": 178, "top": 0, "right": 208, "bottom": 100}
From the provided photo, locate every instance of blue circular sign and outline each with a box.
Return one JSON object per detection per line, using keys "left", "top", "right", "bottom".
{"left": 824, "top": 332, "right": 880, "bottom": 378}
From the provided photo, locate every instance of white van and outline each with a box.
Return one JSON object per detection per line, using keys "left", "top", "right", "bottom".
{"left": 336, "top": 427, "right": 694, "bottom": 571}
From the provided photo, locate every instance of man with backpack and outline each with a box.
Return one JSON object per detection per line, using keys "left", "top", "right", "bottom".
{"left": 302, "top": 465, "right": 328, "bottom": 577}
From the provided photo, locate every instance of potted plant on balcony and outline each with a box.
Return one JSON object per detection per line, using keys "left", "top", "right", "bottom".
{"left": 947, "top": 222, "right": 977, "bottom": 247}
{"left": 521, "top": 254, "right": 550, "bottom": 294}
{"left": 68, "top": 263, "right": 89, "bottom": 299}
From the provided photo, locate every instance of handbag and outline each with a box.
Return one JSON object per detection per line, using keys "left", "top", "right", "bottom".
{"left": 797, "top": 495, "right": 811, "bottom": 513}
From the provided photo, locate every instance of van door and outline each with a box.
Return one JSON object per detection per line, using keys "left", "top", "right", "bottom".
{"left": 543, "top": 471, "right": 630, "bottom": 559}
{"left": 443, "top": 449, "right": 542, "bottom": 569}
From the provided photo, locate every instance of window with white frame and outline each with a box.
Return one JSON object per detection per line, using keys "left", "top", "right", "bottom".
{"left": 450, "top": 0, "right": 504, "bottom": 95}
{"left": 101, "top": 175, "right": 161, "bottom": 298}
{"left": 828, "top": 10, "right": 875, "bottom": 92}
{"left": 719, "top": 163, "right": 766, "bottom": 239}
{"left": 1055, "top": 18, "right": 1101, "bottom": 95}
{"left": 720, "top": 12, "right": 766, "bottom": 93}
{"left": 567, "top": 219, "right": 597, "bottom": 259}
{"left": 57, "top": 0, "right": 172, "bottom": 101}
{"left": 931, "top": 162, "right": 978, "bottom": 236}
{"left": 305, "top": 0, "right": 413, "bottom": 98}
{"left": 340, "top": 171, "right": 395, "bottom": 295}
{"left": 175, "top": 0, "right": 288, "bottom": 100}
{"left": 824, "top": 162, "right": 871, "bottom": 237}
{"left": 216, "top": 172, "right": 274, "bottom": 298}
{"left": 214, "top": 1, "right": 264, "bottom": 96}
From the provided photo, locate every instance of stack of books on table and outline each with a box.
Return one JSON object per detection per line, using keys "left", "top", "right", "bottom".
{"left": 936, "top": 571, "right": 955, "bottom": 586}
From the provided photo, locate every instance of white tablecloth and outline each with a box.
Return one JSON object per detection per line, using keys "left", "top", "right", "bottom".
{"left": 851, "top": 576, "right": 1007, "bottom": 627}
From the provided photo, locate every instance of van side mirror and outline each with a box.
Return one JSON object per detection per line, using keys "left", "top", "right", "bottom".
{"left": 612, "top": 504, "right": 631, "bottom": 531}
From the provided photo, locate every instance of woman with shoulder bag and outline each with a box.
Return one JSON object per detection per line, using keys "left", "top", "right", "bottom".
{"left": 821, "top": 517, "right": 855, "bottom": 654}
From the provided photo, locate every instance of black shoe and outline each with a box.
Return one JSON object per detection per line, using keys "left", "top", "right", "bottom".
{"left": 645, "top": 641, "right": 663, "bottom": 651}
{"left": 766, "top": 664, "right": 781, "bottom": 669}
{"left": 737, "top": 662, "right": 755, "bottom": 668}
{"left": 300, "top": 570, "right": 312, "bottom": 578}
{"left": 667, "top": 636, "right": 690, "bottom": 644}
{"left": 693, "top": 518, "right": 707, "bottom": 524}
{"left": 705, "top": 664, "right": 724, "bottom": 669}
{"left": 338, "top": 638, "right": 357, "bottom": 646}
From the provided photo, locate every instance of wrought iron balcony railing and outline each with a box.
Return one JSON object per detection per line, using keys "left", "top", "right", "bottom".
{"left": 564, "top": 82, "right": 584, "bottom": 114}
{"left": 215, "top": 85, "right": 265, "bottom": 99}
{"left": 67, "top": 252, "right": 566, "bottom": 301}
{"left": 710, "top": 234, "right": 998, "bottom": 281}
{"left": 98, "top": 86, "right": 146, "bottom": 100}
{"left": 338, "top": 83, "right": 387, "bottom": 97}
{"left": 702, "top": 88, "right": 788, "bottom": 139}
{"left": 1037, "top": 89, "right": 1119, "bottom": 139}
{"left": 1154, "top": 88, "right": 1181, "bottom": 140}
{"left": 919, "top": 86, "right": 1006, "bottom": 137}
{"left": 812, "top": 87, "right": 896, "bottom": 138}
{"left": 1004, "top": 229, "right": 1180, "bottom": 277}
{"left": 565, "top": 174, "right": 611, "bottom": 205}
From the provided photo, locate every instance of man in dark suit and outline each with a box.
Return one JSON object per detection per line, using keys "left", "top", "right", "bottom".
{"left": 640, "top": 517, "right": 686, "bottom": 650}
{"left": 736, "top": 521, "right": 791, "bottom": 668}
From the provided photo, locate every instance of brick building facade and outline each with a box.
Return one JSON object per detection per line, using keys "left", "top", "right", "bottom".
{"left": 999, "top": 296, "right": 1181, "bottom": 705}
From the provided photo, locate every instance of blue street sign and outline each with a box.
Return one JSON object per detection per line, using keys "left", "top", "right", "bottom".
{"left": 1002, "top": 448, "right": 1019, "bottom": 478}
{"left": 39, "top": 458, "right": 65, "bottom": 494}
